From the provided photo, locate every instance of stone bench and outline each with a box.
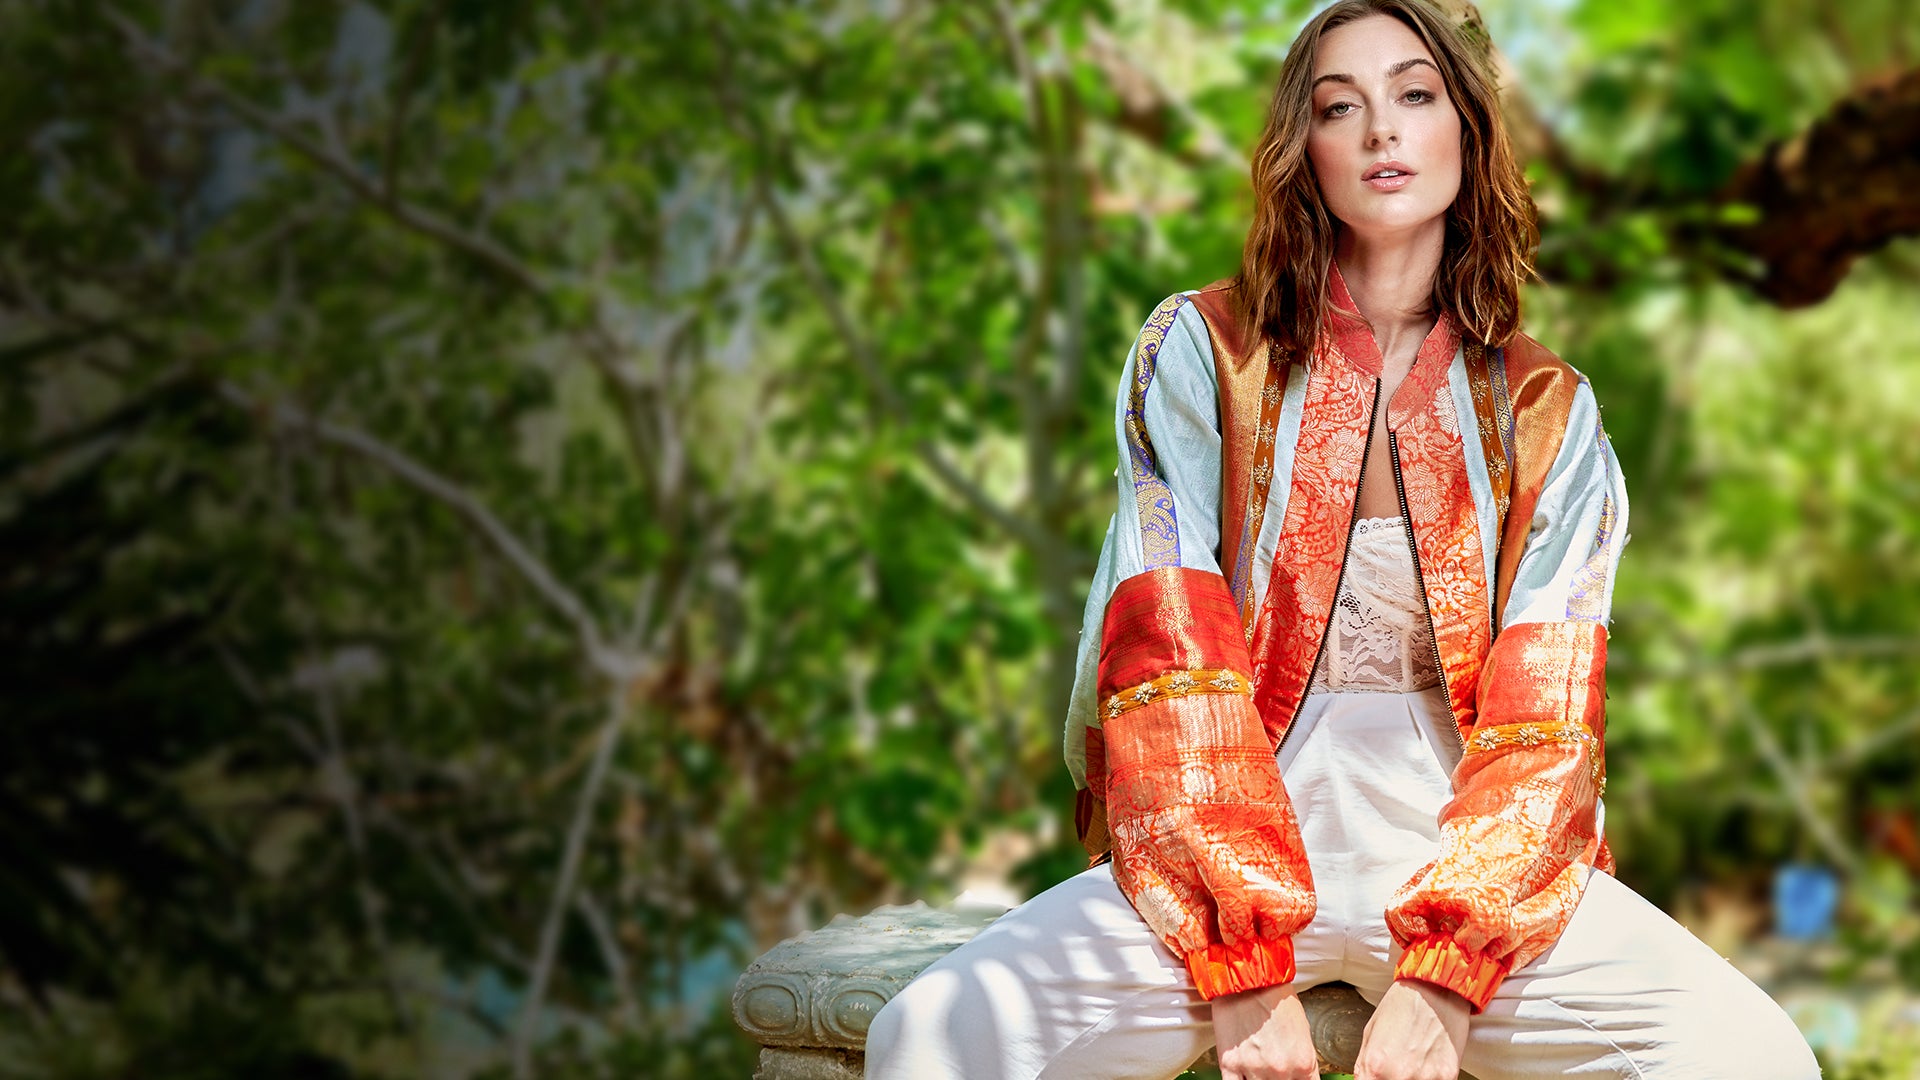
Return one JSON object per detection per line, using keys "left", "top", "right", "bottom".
{"left": 732, "top": 901, "right": 1438, "bottom": 1079}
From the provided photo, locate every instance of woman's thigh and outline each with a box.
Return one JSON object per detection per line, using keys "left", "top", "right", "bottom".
{"left": 1446, "top": 868, "right": 1821, "bottom": 1080}
{"left": 863, "top": 861, "right": 1214, "bottom": 1080}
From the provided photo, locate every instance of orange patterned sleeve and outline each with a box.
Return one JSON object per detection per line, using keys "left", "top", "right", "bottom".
{"left": 1070, "top": 294, "right": 1316, "bottom": 999}
{"left": 1098, "top": 567, "right": 1316, "bottom": 999}
{"left": 1386, "top": 379, "right": 1629, "bottom": 1012}
{"left": 1386, "top": 621, "right": 1608, "bottom": 1010}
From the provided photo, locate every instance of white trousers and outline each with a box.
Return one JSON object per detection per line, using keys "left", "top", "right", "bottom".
{"left": 866, "top": 689, "right": 1820, "bottom": 1079}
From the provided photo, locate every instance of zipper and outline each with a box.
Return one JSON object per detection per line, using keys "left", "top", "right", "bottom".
{"left": 1388, "top": 427, "right": 1465, "bottom": 756}
{"left": 1272, "top": 376, "right": 1381, "bottom": 763}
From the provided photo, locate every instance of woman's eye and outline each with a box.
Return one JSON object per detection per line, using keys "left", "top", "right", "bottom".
{"left": 1405, "top": 89, "right": 1432, "bottom": 104}
{"left": 1322, "top": 101, "right": 1354, "bottom": 118}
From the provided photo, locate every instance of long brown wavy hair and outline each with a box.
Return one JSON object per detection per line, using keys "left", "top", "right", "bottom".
{"left": 1234, "top": 0, "right": 1538, "bottom": 358}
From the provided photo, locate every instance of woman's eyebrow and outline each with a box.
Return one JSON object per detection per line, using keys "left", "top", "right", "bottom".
{"left": 1311, "top": 58, "right": 1439, "bottom": 90}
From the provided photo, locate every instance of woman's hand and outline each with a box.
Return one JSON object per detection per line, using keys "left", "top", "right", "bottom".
{"left": 1353, "top": 978, "right": 1471, "bottom": 1080}
{"left": 1211, "top": 983, "right": 1319, "bottom": 1080}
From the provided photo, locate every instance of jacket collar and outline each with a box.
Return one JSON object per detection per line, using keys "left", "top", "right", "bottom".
{"left": 1321, "top": 259, "right": 1459, "bottom": 384}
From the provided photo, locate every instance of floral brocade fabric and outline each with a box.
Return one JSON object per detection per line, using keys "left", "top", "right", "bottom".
{"left": 1095, "top": 566, "right": 1317, "bottom": 999}
{"left": 1074, "top": 272, "right": 1630, "bottom": 1012}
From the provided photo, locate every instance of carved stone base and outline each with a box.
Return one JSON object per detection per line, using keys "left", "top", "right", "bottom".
{"left": 752, "top": 1046, "right": 864, "bottom": 1080}
{"left": 734, "top": 904, "right": 1477, "bottom": 1078}
{"left": 733, "top": 902, "right": 1007, "bottom": 1051}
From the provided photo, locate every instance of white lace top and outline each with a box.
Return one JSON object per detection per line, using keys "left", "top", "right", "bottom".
{"left": 1305, "top": 516, "right": 1443, "bottom": 693}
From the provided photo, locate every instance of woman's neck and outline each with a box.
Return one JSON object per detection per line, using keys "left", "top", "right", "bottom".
{"left": 1333, "top": 224, "right": 1445, "bottom": 361}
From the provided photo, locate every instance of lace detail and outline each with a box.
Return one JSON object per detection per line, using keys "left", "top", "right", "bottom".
{"left": 1306, "top": 516, "right": 1443, "bottom": 693}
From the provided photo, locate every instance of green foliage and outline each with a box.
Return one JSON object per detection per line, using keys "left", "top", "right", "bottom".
{"left": 2, "top": 0, "right": 1917, "bottom": 1075}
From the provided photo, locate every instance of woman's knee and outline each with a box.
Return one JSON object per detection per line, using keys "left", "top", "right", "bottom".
{"left": 863, "top": 979, "right": 932, "bottom": 1075}
{"left": 1697, "top": 997, "right": 1822, "bottom": 1080}
{"left": 1647, "top": 965, "right": 1823, "bottom": 1080}
{"left": 865, "top": 966, "right": 992, "bottom": 1078}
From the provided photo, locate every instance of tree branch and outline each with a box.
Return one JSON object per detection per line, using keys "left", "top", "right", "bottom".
{"left": 106, "top": 10, "right": 544, "bottom": 296}
{"left": 1829, "top": 703, "right": 1920, "bottom": 771}
{"left": 713, "top": 81, "right": 1057, "bottom": 554}
{"left": 219, "top": 382, "right": 632, "bottom": 680}
{"left": 383, "top": 0, "right": 450, "bottom": 202}
{"left": 362, "top": 802, "right": 535, "bottom": 978}
{"left": 1614, "top": 632, "right": 1920, "bottom": 679}
{"left": 107, "top": 8, "right": 674, "bottom": 486}
{"left": 304, "top": 645, "right": 420, "bottom": 1046}
{"left": 574, "top": 888, "right": 641, "bottom": 1031}
{"left": 762, "top": 186, "right": 1049, "bottom": 550}
{"left": 1712, "top": 66, "right": 1920, "bottom": 307}
{"left": 1725, "top": 634, "right": 1920, "bottom": 671}
{"left": 512, "top": 685, "right": 629, "bottom": 1078}
{"left": 1079, "top": 22, "right": 1242, "bottom": 171}
{"left": 1435, "top": 2, "right": 1920, "bottom": 305}
{"left": 1733, "top": 697, "right": 1861, "bottom": 874}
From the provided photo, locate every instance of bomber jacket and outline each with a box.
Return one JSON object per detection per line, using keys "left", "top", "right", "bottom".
{"left": 1063, "top": 263, "right": 1629, "bottom": 1012}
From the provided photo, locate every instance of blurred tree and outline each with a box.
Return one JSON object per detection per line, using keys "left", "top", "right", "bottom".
{"left": 1, "top": 0, "right": 1916, "bottom": 1076}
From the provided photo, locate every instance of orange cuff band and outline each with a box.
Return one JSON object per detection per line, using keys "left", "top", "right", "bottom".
{"left": 1395, "top": 933, "right": 1511, "bottom": 1013}
{"left": 1184, "top": 936, "right": 1296, "bottom": 1000}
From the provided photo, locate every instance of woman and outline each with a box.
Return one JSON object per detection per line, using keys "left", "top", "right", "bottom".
{"left": 866, "top": 2, "right": 1821, "bottom": 1078}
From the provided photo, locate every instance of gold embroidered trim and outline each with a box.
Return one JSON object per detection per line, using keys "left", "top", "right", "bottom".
{"left": 1463, "top": 339, "right": 1512, "bottom": 529}
{"left": 1463, "top": 721, "right": 1607, "bottom": 795}
{"left": 1104, "top": 667, "right": 1250, "bottom": 721}
{"left": 1238, "top": 348, "right": 1286, "bottom": 642}
{"left": 1126, "top": 295, "right": 1189, "bottom": 570}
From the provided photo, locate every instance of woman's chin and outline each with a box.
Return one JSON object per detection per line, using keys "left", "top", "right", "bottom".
{"left": 1335, "top": 208, "right": 1450, "bottom": 240}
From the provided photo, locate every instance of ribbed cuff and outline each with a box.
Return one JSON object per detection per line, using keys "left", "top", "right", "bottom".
{"left": 1395, "top": 933, "right": 1511, "bottom": 1013}
{"left": 1184, "top": 936, "right": 1296, "bottom": 1000}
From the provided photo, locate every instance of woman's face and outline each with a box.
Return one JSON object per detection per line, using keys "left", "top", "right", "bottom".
{"left": 1305, "top": 14, "right": 1463, "bottom": 241}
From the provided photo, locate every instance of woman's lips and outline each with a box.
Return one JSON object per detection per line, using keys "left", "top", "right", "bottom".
{"left": 1364, "top": 172, "right": 1414, "bottom": 191}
